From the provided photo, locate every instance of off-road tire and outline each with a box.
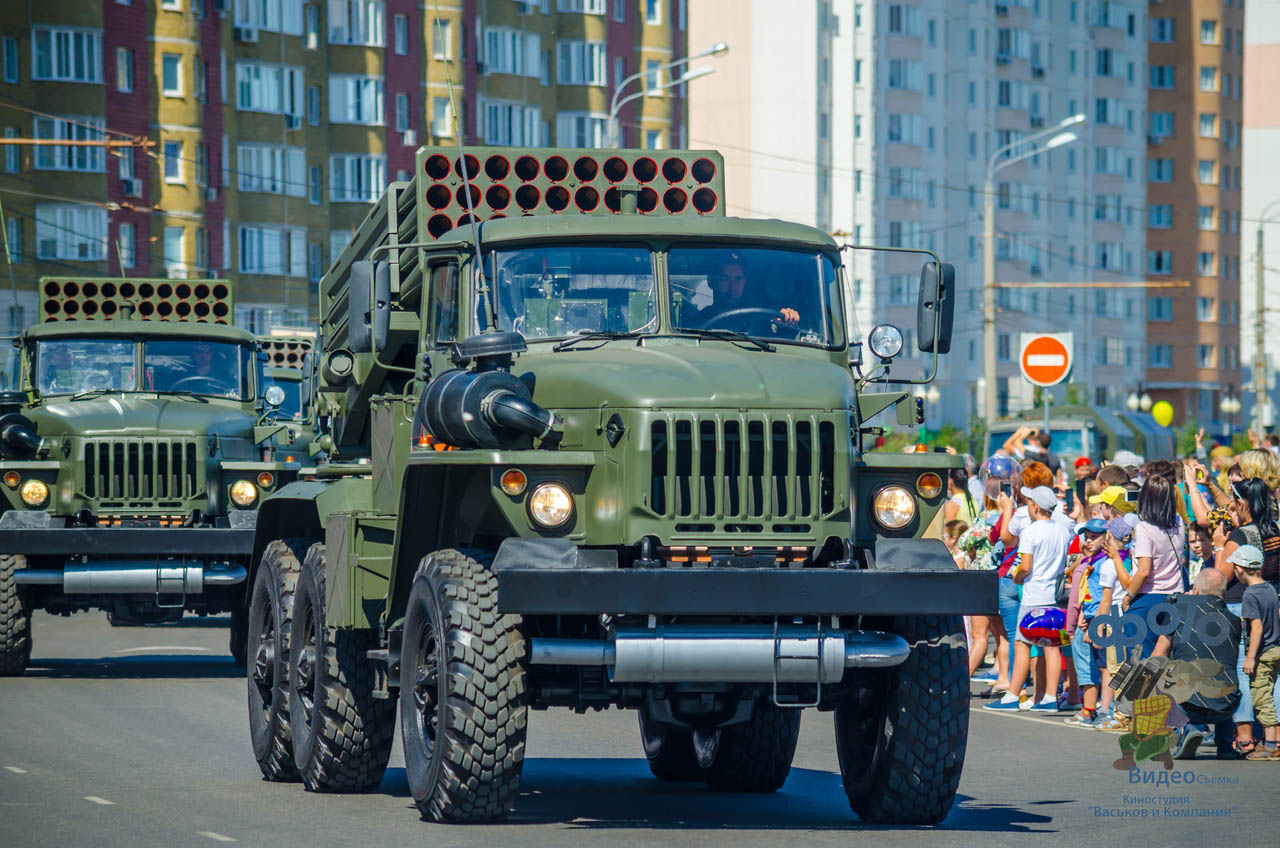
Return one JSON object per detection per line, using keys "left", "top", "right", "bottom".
{"left": 289, "top": 543, "right": 395, "bottom": 792}
{"left": 638, "top": 712, "right": 703, "bottom": 782}
{"left": 0, "top": 554, "right": 32, "bottom": 676}
{"left": 247, "top": 539, "right": 307, "bottom": 781}
{"left": 703, "top": 702, "right": 801, "bottom": 792}
{"left": 400, "top": 549, "right": 527, "bottom": 822}
{"left": 835, "top": 615, "right": 968, "bottom": 825}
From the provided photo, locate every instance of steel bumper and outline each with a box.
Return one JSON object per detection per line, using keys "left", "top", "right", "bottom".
{"left": 0, "top": 527, "right": 256, "bottom": 557}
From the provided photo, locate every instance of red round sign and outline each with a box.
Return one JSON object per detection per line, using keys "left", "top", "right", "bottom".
{"left": 1020, "top": 335, "right": 1072, "bottom": 387}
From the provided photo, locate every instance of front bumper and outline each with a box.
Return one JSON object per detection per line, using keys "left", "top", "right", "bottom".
{"left": 0, "top": 527, "right": 255, "bottom": 557}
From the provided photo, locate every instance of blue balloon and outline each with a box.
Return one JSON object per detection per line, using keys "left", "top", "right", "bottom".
{"left": 1019, "top": 606, "right": 1069, "bottom": 647}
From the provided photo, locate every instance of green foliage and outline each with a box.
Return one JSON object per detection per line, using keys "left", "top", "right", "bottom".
{"left": 1231, "top": 433, "right": 1252, "bottom": 454}
{"left": 872, "top": 424, "right": 968, "bottom": 454}
{"left": 1175, "top": 420, "right": 1200, "bottom": 457}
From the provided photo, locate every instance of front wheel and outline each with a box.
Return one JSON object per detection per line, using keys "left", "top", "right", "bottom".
{"left": 400, "top": 549, "right": 527, "bottom": 822}
{"left": 835, "top": 615, "right": 969, "bottom": 825}
{"left": 246, "top": 540, "right": 306, "bottom": 781}
{"left": 0, "top": 554, "right": 32, "bottom": 676}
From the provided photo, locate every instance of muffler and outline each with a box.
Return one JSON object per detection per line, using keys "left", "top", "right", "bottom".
{"left": 528, "top": 625, "right": 910, "bottom": 685}
{"left": 13, "top": 562, "right": 247, "bottom": 593}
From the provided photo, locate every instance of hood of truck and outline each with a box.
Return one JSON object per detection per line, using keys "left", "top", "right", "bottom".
{"left": 26, "top": 395, "right": 257, "bottom": 442}
{"left": 514, "top": 342, "right": 856, "bottom": 411}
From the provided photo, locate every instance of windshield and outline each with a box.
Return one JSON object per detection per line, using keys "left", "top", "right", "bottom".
{"left": 262, "top": 375, "right": 303, "bottom": 419}
{"left": 668, "top": 246, "right": 843, "bottom": 348}
{"left": 37, "top": 339, "right": 136, "bottom": 395}
{"left": 488, "top": 245, "right": 657, "bottom": 339}
{"left": 987, "top": 428, "right": 1088, "bottom": 462}
{"left": 143, "top": 339, "right": 250, "bottom": 399}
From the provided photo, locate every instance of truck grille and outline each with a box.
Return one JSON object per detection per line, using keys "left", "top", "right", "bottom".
{"left": 647, "top": 414, "right": 839, "bottom": 524}
{"left": 81, "top": 439, "right": 203, "bottom": 505}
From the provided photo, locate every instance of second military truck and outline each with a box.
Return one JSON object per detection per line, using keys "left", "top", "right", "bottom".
{"left": 244, "top": 147, "right": 993, "bottom": 825}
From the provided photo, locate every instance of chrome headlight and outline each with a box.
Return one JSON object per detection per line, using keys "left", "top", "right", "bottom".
{"left": 873, "top": 484, "right": 916, "bottom": 530}
{"left": 230, "top": 479, "right": 258, "bottom": 507}
{"left": 264, "top": 385, "right": 286, "bottom": 408}
{"left": 868, "top": 323, "right": 904, "bottom": 359}
{"left": 528, "top": 482, "right": 574, "bottom": 528}
{"left": 19, "top": 479, "right": 48, "bottom": 507}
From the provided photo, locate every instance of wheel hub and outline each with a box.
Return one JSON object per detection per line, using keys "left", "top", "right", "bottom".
{"left": 411, "top": 621, "right": 440, "bottom": 749}
{"left": 252, "top": 640, "right": 275, "bottom": 687}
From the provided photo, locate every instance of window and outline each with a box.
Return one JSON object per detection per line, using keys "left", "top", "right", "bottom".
{"left": 163, "top": 139, "right": 183, "bottom": 183}
{"left": 887, "top": 59, "right": 922, "bottom": 90}
{"left": 645, "top": 129, "right": 661, "bottom": 149}
{"left": 1198, "top": 160, "right": 1216, "bottom": 184}
{"left": 2, "top": 37, "right": 16, "bottom": 84}
{"left": 998, "top": 80, "right": 1027, "bottom": 109}
{"left": 1197, "top": 345, "right": 1215, "bottom": 369}
{"left": 394, "top": 14, "right": 408, "bottom": 54}
{"left": 887, "top": 167, "right": 922, "bottom": 199}
{"left": 329, "top": 153, "right": 385, "bottom": 202}
{"left": 307, "top": 165, "right": 322, "bottom": 204}
{"left": 162, "top": 226, "right": 185, "bottom": 274}
{"left": 1149, "top": 159, "right": 1174, "bottom": 183}
{"left": 1200, "top": 66, "right": 1218, "bottom": 92}
{"left": 1197, "top": 251, "right": 1216, "bottom": 276}
{"left": 35, "top": 204, "right": 105, "bottom": 261}
{"left": 1096, "top": 48, "right": 1114, "bottom": 77}
{"left": 559, "top": 0, "right": 607, "bottom": 12}
{"left": 1149, "top": 112, "right": 1174, "bottom": 140}
{"left": 1199, "top": 114, "right": 1217, "bottom": 138}
{"left": 236, "top": 62, "right": 304, "bottom": 115}
{"left": 1148, "top": 204, "right": 1173, "bottom": 229}
{"left": 1149, "top": 297, "right": 1173, "bottom": 321}
{"left": 886, "top": 114, "right": 922, "bottom": 145}
{"left": 1198, "top": 206, "right": 1215, "bottom": 230}
{"left": 431, "top": 19, "right": 451, "bottom": 59}
{"left": 1197, "top": 297, "right": 1216, "bottom": 321}
{"left": 305, "top": 4, "right": 320, "bottom": 48}
{"left": 32, "top": 27, "right": 103, "bottom": 83}
{"left": 1149, "top": 65, "right": 1174, "bottom": 89}
{"left": 328, "top": 0, "right": 385, "bottom": 46}
{"left": 1200, "top": 19, "right": 1217, "bottom": 45}
{"left": 556, "top": 41, "right": 606, "bottom": 86}
{"left": 4, "top": 217, "right": 20, "bottom": 263}
{"left": 997, "top": 334, "right": 1011, "bottom": 362}
{"left": 161, "top": 53, "right": 182, "bottom": 96}
{"left": 646, "top": 0, "right": 660, "bottom": 24}
{"left": 196, "top": 142, "right": 208, "bottom": 186}
{"left": 33, "top": 115, "right": 106, "bottom": 172}
{"left": 161, "top": 0, "right": 181, "bottom": 9}
{"left": 1150, "top": 18, "right": 1175, "bottom": 43}
{"left": 1095, "top": 147, "right": 1124, "bottom": 175}
{"left": 239, "top": 225, "right": 305, "bottom": 275}
{"left": 307, "top": 85, "right": 320, "bottom": 125}
{"left": 996, "top": 27, "right": 1030, "bottom": 58}
{"left": 432, "top": 97, "right": 454, "bottom": 137}
{"left": 613, "top": 0, "right": 625, "bottom": 22}
{"left": 1147, "top": 250, "right": 1173, "bottom": 275}
{"left": 1095, "top": 241, "right": 1123, "bottom": 270}
{"left": 238, "top": 144, "right": 305, "bottom": 196}
{"left": 1095, "top": 97, "right": 1122, "bottom": 125}
{"left": 485, "top": 28, "right": 540, "bottom": 77}
{"left": 1094, "top": 195, "right": 1122, "bottom": 222}
{"left": 480, "top": 99, "right": 541, "bottom": 145}
{"left": 887, "top": 4, "right": 922, "bottom": 36}
{"left": 1149, "top": 345, "right": 1173, "bottom": 369}
{"left": 116, "top": 221, "right": 134, "bottom": 268}
{"left": 308, "top": 243, "right": 323, "bottom": 283}
{"left": 330, "top": 230, "right": 351, "bottom": 265}
{"left": 329, "top": 75, "right": 385, "bottom": 124}
{"left": 556, "top": 112, "right": 607, "bottom": 147}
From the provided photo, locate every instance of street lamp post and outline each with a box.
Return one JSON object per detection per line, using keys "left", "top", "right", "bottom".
{"left": 1253, "top": 199, "right": 1280, "bottom": 440}
{"left": 607, "top": 42, "right": 728, "bottom": 148}
{"left": 983, "top": 114, "right": 1086, "bottom": 431}
{"left": 1220, "top": 394, "right": 1242, "bottom": 434}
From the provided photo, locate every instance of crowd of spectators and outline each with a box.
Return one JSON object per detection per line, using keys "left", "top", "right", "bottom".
{"left": 942, "top": 427, "right": 1280, "bottom": 761}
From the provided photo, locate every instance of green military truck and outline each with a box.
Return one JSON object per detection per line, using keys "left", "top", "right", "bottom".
{"left": 243, "top": 147, "right": 992, "bottom": 825}
{"left": 258, "top": 335, "right": 318, "bottom": 459}
{"left": 0, "top": 277, "right": 298, "bottom": 674}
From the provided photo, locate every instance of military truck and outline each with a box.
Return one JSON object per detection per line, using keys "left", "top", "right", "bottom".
{"left": 243, "top": 148, "right": 993, "bottom": 825}
{"left": 985, "top": 405, "right": 1175, "bottom": 467}
{"left": 258, "top": 335, "right": 318, "bottom": 457}
{"left": 0, "top": 277, "right": 298, "bottom": 674}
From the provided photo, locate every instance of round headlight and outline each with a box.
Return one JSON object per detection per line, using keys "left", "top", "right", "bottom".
{"left": 19, "top": 479, "right": 48, "bottom": 507}
{"left": 873, "top": 484, "right": 916, "bottom": 530}
{"left": 264, "top": 385, "right": 286, "bottom": 408}
{"left": 917, "top": 472, "right": 944, "bottom": 499}
{"left": 528, "top": 482, "right": 574, "bottom": 528}
{"left": 868, "top": 323, "right": 904, "bottom": 360}
{"left": 230, "top": 479, "right": 258, "bottom": 507}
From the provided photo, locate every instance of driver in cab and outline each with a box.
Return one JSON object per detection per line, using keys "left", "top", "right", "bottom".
{"left": 691, "top": 259, "right": 800, "bottom": 329}
{"left": 157, "top": 341, "right": 233, "bottom": 395}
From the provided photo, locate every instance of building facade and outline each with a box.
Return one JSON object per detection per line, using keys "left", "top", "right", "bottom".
{"left": 0, "top": 0, "right": 687, "bottom": 333}
{"left": 1145, "top": 0, "right": 1244, "bottom": 428}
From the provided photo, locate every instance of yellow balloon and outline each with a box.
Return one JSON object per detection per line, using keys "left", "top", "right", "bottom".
{"left": 1152, "top": 400, "right": 1174, "bottom": 428}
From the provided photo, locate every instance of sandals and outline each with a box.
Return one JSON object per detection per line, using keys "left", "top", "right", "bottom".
{"left": 1234, "top": 740, "right": 1259, "bottom": 757}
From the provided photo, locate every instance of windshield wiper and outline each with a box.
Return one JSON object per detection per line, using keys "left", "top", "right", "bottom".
{"left": 552, "top": 331, "right": 640, "bottom": 352}
{"left": 679, "top": 328, "right": 775, "bottom": 352}
{"left": 68, "top": 388, "right": 116, "bottom": 401}
{"left": 158, "top": 391, "right": 210, "bottom": 403}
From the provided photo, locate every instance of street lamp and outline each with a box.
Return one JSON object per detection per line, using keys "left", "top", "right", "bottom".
{"left": 983, "top": 113, "right": 1087, "bottom": 430}
{"left": 607, "top": 42, "right": 729, "bottom": 147}
{"left": 1221, "top": 394, "right": 1242, "bottom": 433}
{"left": 1252, "top": 198, "right": 1280, "bottom": 440}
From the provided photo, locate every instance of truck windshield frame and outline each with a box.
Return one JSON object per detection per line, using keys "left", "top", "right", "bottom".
{"left": 34, "top": 337, "right": 252, "bottom": 400}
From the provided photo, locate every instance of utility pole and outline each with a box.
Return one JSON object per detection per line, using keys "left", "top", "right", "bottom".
{"left": 1258, "top": 224, "right": 1268, "bottom": 441}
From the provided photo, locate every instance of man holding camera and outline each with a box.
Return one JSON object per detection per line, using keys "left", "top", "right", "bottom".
{"left": 1002, "top": 426, "right": 1062, "bottom": 476}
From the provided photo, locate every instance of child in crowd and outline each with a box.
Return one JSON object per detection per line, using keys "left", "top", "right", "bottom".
{"left": 1094, "top": 517, "right": 1133, "bottom": 729}
{"left": 1234, "top": 545, "right": 1280, "bottom": 760}
{"left": 1187, "top": 522, "right": 1212, "bottom": 584}
{"left": 1064, "top": 519, "right": 1108, "bottom": 727}
{"left": 945, "top": 520, "right": 969, "bottom": 568}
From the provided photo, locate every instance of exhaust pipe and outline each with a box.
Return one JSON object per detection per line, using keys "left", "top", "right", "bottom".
{"left": 13, "top": 563, "right": 247, "bottom": 593}
{"left": 528, "top": 626, "right": 910, "bottom": 685}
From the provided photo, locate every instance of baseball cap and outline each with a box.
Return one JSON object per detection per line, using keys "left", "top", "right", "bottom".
{"left": 1076, "top": 518, "right": 1108, "bottom": 535}
{"left": 1122, "top": 512, "right": 1141, "bottom": 530}
{"left": 1107, "top": 517, "right": 1133, "bottom": 540}
{"left": 1088, "top": 485, "right": 1136, "bottom": 514}
{"left": 1074, "top": 456, "right": 1093, "bottom": 469}
{"left": 1113, "top": 449, "right": 1144, "bottom": 469}
{"left": 1227, "top": 544, "right": 1264, "bottom": 569}
{"left": 1021, "top": 485, "right": 1058, "bottom": 512}
{"left": 1210, "top": 445, "right": 1234, "bottom": 460}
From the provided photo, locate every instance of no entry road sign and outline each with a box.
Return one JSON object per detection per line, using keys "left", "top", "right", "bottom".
{"left": 1019, "top": 333, "right": 1073, "bottom": 387}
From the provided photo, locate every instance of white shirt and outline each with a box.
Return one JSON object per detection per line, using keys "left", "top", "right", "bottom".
{"left": 1097, "top": 555, "right": 1128, "bottom": 606}
{"left": 1009, "top": 503, "right": 1075, "bottom": 539}
{"left": 1017, "top": 517, "right": 1071, "bottom": 607}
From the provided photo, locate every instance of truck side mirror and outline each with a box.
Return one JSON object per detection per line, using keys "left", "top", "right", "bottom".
{"left": 300, "top": 352, "right": 313, "bottom": 417}
{"left": 348, "top": 261, "right": 373, "bottom": 354}
{"left": 371, "top": 260, "right": 391, "bottom": 354}
{"left": 917, "top": 261, "right": 955, "bottom": 354}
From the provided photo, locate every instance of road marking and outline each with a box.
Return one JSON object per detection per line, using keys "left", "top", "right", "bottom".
{"left": 4, "top": 766, "right": 27, "bottom": 774}
{"left": 114, "top": 646, "right": 210, "bottom": 654}
{"left": 971, "top": 708, "right": 1081, "bottom": 729}
{"left": 1026, "top": 353, "right": 1066, "bottom": 367}
{"left": 84, "top": 796, "right": 115, "bottom": 806}
{"left": 196, "top": 832, "right": 236, "bottom": 843}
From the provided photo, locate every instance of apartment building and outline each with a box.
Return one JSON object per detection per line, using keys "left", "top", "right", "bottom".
{"left": 0, "top": 0, "right": 687, "bottom": 333}
{"left": 1145, "top": 0, "right": 1244, "bottom": 428}
{"left": 1243, "top": 0, "right": 1280, "bottom": 429}
{"left": 691, "top": 0, "right": 1152, "bottom": 428}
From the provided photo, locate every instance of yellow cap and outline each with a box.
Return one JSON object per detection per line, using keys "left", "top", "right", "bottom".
{"left": 1088, "top": 485, "right": 1136, "bottom": 514}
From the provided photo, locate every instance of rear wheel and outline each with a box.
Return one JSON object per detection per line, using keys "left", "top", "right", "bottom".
{"left": 638, "top": 712, "right": 703, "bottom": 782}
{"left": 835, "top": 615, "right": 969, "bottom": 824}
{"left": 702, "top": 702, "right": 800, "bottom": 792}
{"left": 400, "top": 549, "right": 527, "bottom": 822}
{"left": 246, "top": 539, "right": 306, "bottom": 781}
{"left": 289, "top": 543, "right": 395, "bottom": 792}
{"left": 0, "top": 554, "right": 32, "bottom": 676}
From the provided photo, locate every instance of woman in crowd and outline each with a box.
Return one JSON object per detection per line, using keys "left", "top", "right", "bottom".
{"left": 1120, "top": 474, "right": 1187, "bottom": 661}
{"left": 945, "top": 467, "right": 979, "bottom": 525}
{"left": 958, "top": 457, "right": 1015, "bottom": 695}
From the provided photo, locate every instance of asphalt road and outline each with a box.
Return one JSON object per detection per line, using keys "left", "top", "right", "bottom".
{"left": 3, "top": 613, "right": 1277, "bottom": 847}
